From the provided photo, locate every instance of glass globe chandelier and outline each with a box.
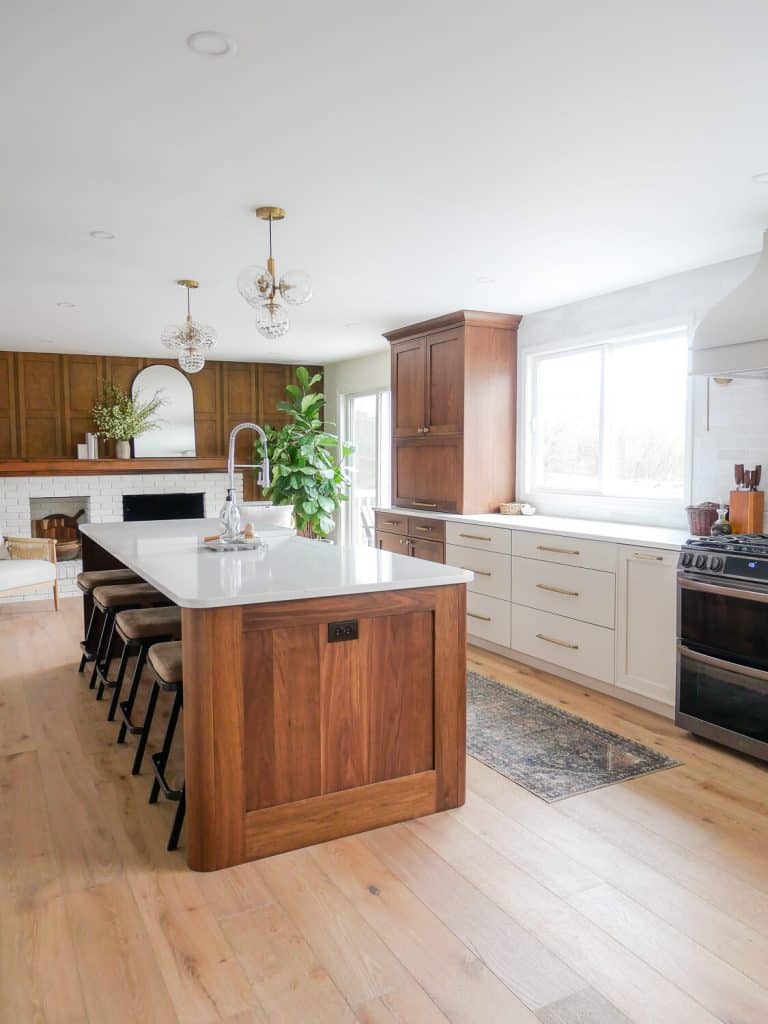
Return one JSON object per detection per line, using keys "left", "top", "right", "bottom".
{"left": 237, "top": 206, "right": 312, "bottom": 339}
{"left": 161, "top": 279, "right": 216, "bottom": 374}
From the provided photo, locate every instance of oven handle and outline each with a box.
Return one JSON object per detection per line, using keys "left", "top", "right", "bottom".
{"left": 679, "top": 644, "right": 768, "bottom": 684}
{"left": 679, "top": 575, "right": 768, "bottom": 603}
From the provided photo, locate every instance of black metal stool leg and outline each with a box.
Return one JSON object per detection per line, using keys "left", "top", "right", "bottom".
{"left": 95, "top": 617, "right": 122, "bottom": 700}
{"left": 149, "top": 688, "right": 182, "bottom": 803}
{"left": 106, "top": 642, "right": 133, "bottom": 721}
{"left": 131, "top": 679, "right": 160, "bottom": 775}
{"left": 78, "top": 602, "right": 100, "bottom": 673}
{"left": 117, "top": 644, "right": 149, "bottom": 744}
{"left": 88, "top": 611, "right": 112, "bottom": 689}
{"left": 168, "top": 785, "right": 186, "bottom": 851}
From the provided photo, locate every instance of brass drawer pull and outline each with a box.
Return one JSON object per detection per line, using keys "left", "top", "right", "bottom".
{"left": 536, "top": 633, "right": 579, "bottom": 650}
{"left": 463, "top": 567, "right": 492, "bottom": 576}
{"left": 413, "top": 501, "right": 438, "bottom": 508}
{"left": 632, "top": 552, "right": 664, "bottom": 561}
{"left": 399, "top": 538, "right": 409, "bottom": 545}
{"left": 413, "top": 526, "right": 433, "bottom": 532}
{"left": 536, "top": 544, "right": 580, "bottom": 555}
{"left": 460, "top": 532, "right": 492, "bottom": 541}
{"left": 536, "top": 583, "right": 579, "bottom": 597}
{"left": 381, "top": 520, "right": 400, "bottom": 527}
{"left": 468, "top": 612, "right": 492, "bottom": 622}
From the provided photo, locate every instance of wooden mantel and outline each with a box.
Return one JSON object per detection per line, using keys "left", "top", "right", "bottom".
{"left": 0, "top": 457, "right": 228, "bottom": 477}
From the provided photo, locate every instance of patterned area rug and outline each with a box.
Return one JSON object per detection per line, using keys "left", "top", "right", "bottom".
{"left": 467, "top": 671, "right": 681, "bottom": 801}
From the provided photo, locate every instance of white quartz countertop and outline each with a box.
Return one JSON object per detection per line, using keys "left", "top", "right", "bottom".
{"left": 80, "top": 519, "right": 473, "bottom": 609}
{"left": 379, "top": 508, "right": 690, "bottom": 551}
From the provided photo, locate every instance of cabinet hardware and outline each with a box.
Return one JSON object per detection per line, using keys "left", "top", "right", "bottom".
{"left": 459, "top": 532, "right": 492, "bottom": 541}
{"left": 417, "top": 427, "right": 424, "bottom": 433}
{"left": 413, "top": 526, "right": 433, "bottom": 532}
{"left": 413, "top": 501, "right": 438, "bottom": 508}
{"left": 536, "top": 544, "right": 580, "bottom": 555}
{"left": 399, "top": 538, "right": 408, "bottom": 545}
{"left": 632, "top": 552, "right": 664, "bottom": 561}
{"left": 536, "top": 633, "right": 579, "bottom": 650}
{"left": 536, "top": 583, "right": 579, "bottom": 597}
{"left": 423, "top": 426, "right": 430, "bottom": 433}
{"left": 462, "top": 567, "right": 492, "bottom": 576}
{"left": 381, "top": 520, "right": 399, "bottom": 526}
{"left": 468, "top": 612, "right": 492, "bottom": 622}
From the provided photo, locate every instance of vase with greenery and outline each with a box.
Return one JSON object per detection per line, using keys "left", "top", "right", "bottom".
{"left": 257, "top": 367, "right": 353, "bottom": 538}
{"left": 90, "top": 380, "right": 164, "bottom": 458}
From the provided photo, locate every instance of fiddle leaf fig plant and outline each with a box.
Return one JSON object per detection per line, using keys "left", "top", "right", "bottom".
{"left": 257, "top": 366, "right": 354, "bottom": 538}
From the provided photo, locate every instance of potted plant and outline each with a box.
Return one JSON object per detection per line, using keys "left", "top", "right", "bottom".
{"left": 257, "top": 367, "right": 353, "bottom": 538}
{"left": 90, "top": 380, "right": 164, "bottom": 459}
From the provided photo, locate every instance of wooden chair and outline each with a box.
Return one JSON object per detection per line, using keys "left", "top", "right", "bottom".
{"left": 1, "top": 536, "right": 59, "bottom": 609}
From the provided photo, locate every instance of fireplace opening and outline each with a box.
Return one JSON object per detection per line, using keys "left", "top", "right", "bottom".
{"left": 122, "top": 492, "right": 205, "bottom": 522}
{"left": 30, "top": 496, "right": 89, "bottom": 561}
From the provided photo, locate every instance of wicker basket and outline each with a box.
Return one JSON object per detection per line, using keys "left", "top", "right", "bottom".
{"left": 686, "top": 502, "right": 718, "bottom": 536}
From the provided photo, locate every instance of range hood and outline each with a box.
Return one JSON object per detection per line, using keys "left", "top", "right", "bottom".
{"left": 691, "top": 229, "right": 768, "bottom": 377}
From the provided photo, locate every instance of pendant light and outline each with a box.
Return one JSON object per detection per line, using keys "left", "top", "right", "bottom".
{"left": 237, "top": 206, "right": 312, "bottom": 339}
{"left": 161, "top": 279, "right": 216, "bottom": 374}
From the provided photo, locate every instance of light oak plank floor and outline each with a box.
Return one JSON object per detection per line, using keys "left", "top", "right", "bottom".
{"left": 2, "top": 597, "right": 767, "bottom": 1023}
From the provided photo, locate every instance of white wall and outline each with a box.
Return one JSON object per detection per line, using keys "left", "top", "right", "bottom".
{"left": 517, "top": 252, "right": 768, "bottom": 527}
{"left": 323, "top": 348, "right": 390, "bottom": 429}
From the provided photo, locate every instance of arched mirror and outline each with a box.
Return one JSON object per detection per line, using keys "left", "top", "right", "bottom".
{"left": 131, "top": 364, "right": 197, "bottom": 457}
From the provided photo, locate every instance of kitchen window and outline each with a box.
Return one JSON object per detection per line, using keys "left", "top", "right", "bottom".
{"left": 523, "top": 327, "right": 690, "bottom": 515}
{"left": 341, "top": 389, "right": 391, "bottom": 546}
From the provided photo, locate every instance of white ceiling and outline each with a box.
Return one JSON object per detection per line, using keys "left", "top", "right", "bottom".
{"left": 2, "top": 0, "right": 768, "bottom": 365}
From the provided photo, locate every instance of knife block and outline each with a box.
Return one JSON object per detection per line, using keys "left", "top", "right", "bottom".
{"left": 729, "top": 490, "right": 765, "bottom": 534}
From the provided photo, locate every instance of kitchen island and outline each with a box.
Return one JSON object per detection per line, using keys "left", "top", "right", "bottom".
{"left": 79, "top": 519, "right": 472, "bottom": 871}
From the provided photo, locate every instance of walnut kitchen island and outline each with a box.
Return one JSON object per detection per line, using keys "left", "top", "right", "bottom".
{"left": 79, "top": 519, "right": 471, "bottom": 871}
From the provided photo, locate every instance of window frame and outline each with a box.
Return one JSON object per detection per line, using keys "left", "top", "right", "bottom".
{"left": 519, "top": 323, "right": 693, "bottom": 527}
{"left": 339, "top": 387, "right": 392, "bottom": 546}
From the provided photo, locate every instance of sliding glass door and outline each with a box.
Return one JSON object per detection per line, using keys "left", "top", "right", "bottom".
{"left": 342, "top": 390, "right": 391, "bottom": 546}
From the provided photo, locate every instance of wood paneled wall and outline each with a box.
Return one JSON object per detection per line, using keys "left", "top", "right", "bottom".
{"left": 0, "top": 351, "right": 323, "bottom": 461}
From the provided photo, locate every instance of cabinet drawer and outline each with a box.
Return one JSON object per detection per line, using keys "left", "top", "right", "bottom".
{"left": 511, "top": 557, "right": 615, "bottom": 628}
{"left": 446, "top": 521, "right": 512, "bottom": 555}
{"left": 466, "top": 592, "right": 511, "bottom": 647}
{"left": 511, "top": 605, "right": 614, "bottom": 683}
{"left": 407, "top": 516, "right": 446, "bottom": 542}
{"left": 374, "top": 511, "right": 409, "bottom": 535}
{"left": 446, "top": 544, "right": 511, "bottom": 601}
{"left": 511, "top": 530, "right": 617, "bottom": 572}
{"left": 410, "top": 538, "right": 444, "bottom": 563}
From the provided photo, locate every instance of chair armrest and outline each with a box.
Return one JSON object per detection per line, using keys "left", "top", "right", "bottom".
{"left": 4, "top": 536, "right": 58, "bottom": 563}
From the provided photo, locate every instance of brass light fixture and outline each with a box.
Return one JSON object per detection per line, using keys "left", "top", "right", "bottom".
{"left": 161, "top": 279, "right": 217, "bottom": 374}
{"left": 237, "top": 206, "right": 312, "bottom": 339}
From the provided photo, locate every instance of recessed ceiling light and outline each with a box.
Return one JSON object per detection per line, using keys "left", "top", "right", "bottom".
{"left": 187, "top": 30, "right": 234, "bottom": 57}
{"left": 89, "top": 230, "right": 115, "bottom": 239}
{"left": 56, "top": 301, "right": 76, "bottom": 309}
{"left": 751, "top": 172, "right": 768, "bottom": 184}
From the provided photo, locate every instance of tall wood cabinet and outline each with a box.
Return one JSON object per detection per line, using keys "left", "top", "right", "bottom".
{"left": 385, "top": 310, "right": 520, "bottom": 514}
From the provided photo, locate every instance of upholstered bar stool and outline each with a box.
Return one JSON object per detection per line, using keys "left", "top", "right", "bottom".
{"left": 144, "top": 641, "right": 186, "bottom": 850}
{"left": 88, "top": 583, "right": 170, "bottom": 693}
{"left": 114, "top": 611, "right": 183, "bottom": 761}
{"left": 76, "top": 568, "right": 141, "bottom": 672}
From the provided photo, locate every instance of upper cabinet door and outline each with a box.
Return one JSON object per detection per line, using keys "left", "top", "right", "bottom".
{"left": 425, "top": 329, "right": 463, "bottom": 434}
{"left": 391, "top": 338, "right": 426, "bottom": 437}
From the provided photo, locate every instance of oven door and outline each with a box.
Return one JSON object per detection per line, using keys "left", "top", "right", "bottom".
{"left": 678, "top": 575, "right": 768, "bottom": 668}
{"left": 677, "top": 644, "right": 768, "bottom": 760}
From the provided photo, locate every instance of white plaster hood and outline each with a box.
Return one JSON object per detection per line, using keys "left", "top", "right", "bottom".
{"left": 692, "top": 229, "right": 768, "bottom": 376}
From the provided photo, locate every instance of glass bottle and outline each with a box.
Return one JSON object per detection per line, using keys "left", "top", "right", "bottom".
{"left": 710, "top": 505, "right": 732, "bottom": 536}
{"left": 219, "top": 488, "right": 241, "bottom": 540}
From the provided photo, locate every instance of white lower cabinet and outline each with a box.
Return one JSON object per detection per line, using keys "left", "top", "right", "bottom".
{"left": 446, "top": 544, "right": 511, "bottom": 601}
{"left": 615, "top": 545, "right": 678, "bottom": 705}
{"left": 466, "top": 591, "right": 512, "bottom": 647}
{"left": 511, "top": 604, "right": 615, "bottom": 683}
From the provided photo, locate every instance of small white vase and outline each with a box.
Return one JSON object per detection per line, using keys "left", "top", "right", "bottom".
{"left": 116, "top": 440, "right": 131, "bottom": 460}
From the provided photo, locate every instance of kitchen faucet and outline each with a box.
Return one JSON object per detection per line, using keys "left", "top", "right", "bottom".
{"left": 219, "top": 422, "right": 271, "bottom": 539}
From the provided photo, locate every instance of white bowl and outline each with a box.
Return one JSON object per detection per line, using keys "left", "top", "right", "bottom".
{"left": 238, "top": 502, "right": 294, "bottom": 529}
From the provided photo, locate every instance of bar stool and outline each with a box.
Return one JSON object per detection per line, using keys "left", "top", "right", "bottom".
{"left": 76, "top": 568, "right": 141, "bottom": 672}
{"left": 88, "top": 583, "right": 170, "bottom": 693}
{"left": 114, "top": 611, "right": 184, "bottom": 762}
{"left": 145, "top": 641, "right": 186, "bottom": 851}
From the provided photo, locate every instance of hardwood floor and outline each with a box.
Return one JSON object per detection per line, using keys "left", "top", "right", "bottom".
{"left": 2, "top": 597, "right": 768, "bottom": 1023}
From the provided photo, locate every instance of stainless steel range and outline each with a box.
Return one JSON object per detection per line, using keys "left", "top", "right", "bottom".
{"left": 677, "top": 534, "right": 768, "bottom": 762}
